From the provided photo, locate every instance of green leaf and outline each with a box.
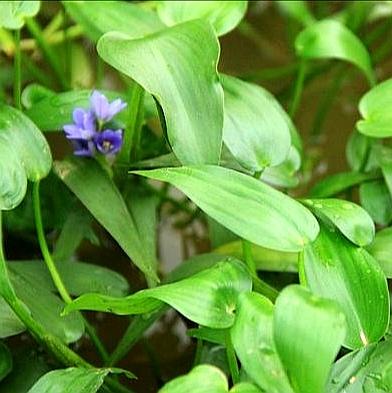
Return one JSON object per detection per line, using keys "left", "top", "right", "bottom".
{"left": 357, "top": 78, "right": 392, "bottom": 137}
{"left": 301, "top": 198, "right": 375, "bottom": 246}
{"left": 0, "top": 1, "right": 40, "bottom": 30}
{"left": 54, "top": 158, "right": 158, "bottom": 283}
{"left": 0, "top": 341, "right": 12, "bottom": 382}
{"left": 367, "top": 227, "right": 392, "bottom": 278}
{"left": 346, "top": 131, "right": 373, "bottom": 172}
{"left": 63, "top": 0, "right": 164, "bottom": 42}
{"left": 187, "top": 326, "right": 227, "bottom": 346}
{"left": 159, "top": 364, "right": 228, "bottom": 393}
{"left": 156, "top": 1, "right": 247, "bottom": 36}
{"left": 327, "top": 339, "right": 392, "bottom": 393}
{"left": 230, "top": 383, "right": 262, "bottom": 393}
{"left": 27, "top": 367, "right": 110, "bottom": 393}
{"left": 97, "top": 20, "right": 224, "bottom": 165}
{"left": 221, "top": 74, "right": 291, "bottom": 171}
{"left": 310, "top": 171, "right": 377, "bottom": 198}
{"left": 295, "top": 19, "right": 374, "bottom": 84}
{"left": 21, "top": 83, "right": 55, "bottom": 109}
{"left": 275, "top": 1, "right": 315, "bottom": 26}
{"left": 65, "top": 260, "right": 252, "bottom": 329}
{"left": 0, "top": 105, "right": 52, "bottom": 210}
{"left": 0, "top": 297, "right": 24, "bottom": 338}
{"left": 304, "top": 224, "right": 389, "bottom": 349}
{"left": 133, "top": 165, "right": 319, "bottom": 252}
{"left": 274, "top": 285, "right": 346, "bottom": 393}
{"left": 231, "top": 292, "right": 293, "bottom": 393}
{"left": 359, "top": 180, "right": 392, "bottom": 226}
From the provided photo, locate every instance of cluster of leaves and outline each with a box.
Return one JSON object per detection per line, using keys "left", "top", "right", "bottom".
{"left": 1, "top": 1, "right": 392, "bottom": 392}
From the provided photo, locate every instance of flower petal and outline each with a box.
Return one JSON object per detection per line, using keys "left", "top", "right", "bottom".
{"left": 90, "top": 90, "right": 110, "bottom": 121}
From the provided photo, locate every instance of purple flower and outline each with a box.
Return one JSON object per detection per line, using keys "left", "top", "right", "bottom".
{"left": 94, "top": 129, "right": 123, "bottom": 155}
{"left": 72, "top": 139, "right": 96, "bottom": 157}
{"left": 90, "top": 90, "right": 127, "bottom": 122}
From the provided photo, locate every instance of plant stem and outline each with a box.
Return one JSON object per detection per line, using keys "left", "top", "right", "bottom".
{"left": 193, "top": 338, "right": 203, "bottom": 367}
{"left": 25, "top": 17, "right": 68, "bottom": 89}
{"left": 32, "top": 181, "right": 109, "bottom": 362}
{"left": 225, "top": 330, "right": 240, "bottom": 385}
{"left": 13, "top": 28, "right": 22, "bottom": 110}
{"left": 289, "top": 60, "right": 307, "bottom": 118}
{"left": 298, "top": 251, "right": 307, "bottom": 286}
{"left": 242, "top": 239, "right": 256, "bottom": 276}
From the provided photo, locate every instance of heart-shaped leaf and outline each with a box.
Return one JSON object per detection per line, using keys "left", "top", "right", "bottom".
{"left": 274, "top": 285, "right": 346, "bottom": 393}
{"left": 156, "top": 1, "right": 247, "bottom": 36}
{"left": 302, "top": 198, "right": 375, "bottom": 246}
{"left": 221, "top": 74, "right": 291, "bottom": 171}
{"left": 304, "top": 224, "right": 389, "bottom": 349}
{"left": 133, "top": 165, "right": 319, "bottom": 252}
{"left": 295, "top": 19, "right": 374, "bottom": 84}
{"left": 65, "top": 260, "right": 252, "bottom": 329}
{"left": 97, "top": 20, "right": 224, "bottom": 165}
{"left": 0, "top": 1, "right": 40, "bottom": 30}
{"left": 231, "top": 292, "right": 293, "bottom": 393}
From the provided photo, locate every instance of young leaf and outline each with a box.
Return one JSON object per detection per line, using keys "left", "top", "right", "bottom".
{"left": 275, "top": 1, "right": 315, "bottom": 26}
{"left": 159, "top": 364, "right": 228, "bottom": 393}
{"left": 304, "top": 224, "right": 389, "bottom": 349}
{"left": 295, "top": 19, "right": 374, "bottom": 84}
{"left": 133, "top": 165, "right": 319, "bottom": 252}
{"left": 27, "top": 367, "right": 110, "bottom": 393}
{"left": 0, "top": 341, "right": 12, "bottom": 382}
{"left": 0, "top": 105, "right": 52, "bottom": 210}
{"left": 301, "top": 198, "right": 375, "bottom": 246}
{"left": 65, "top": 260, "right": 252, "bottom": 329}
{"left": 97, "top": 20, "right": 224, "bottom": 165}
{"left": 274, "top": 285, "right": 346, "bottom": 393}
{"left": 156, "top": 1, "right": 247, "bottom": 36}
{"left": 367, "top": 227, "right": 392, "bottom": 278}
{"left": 221, "top": 74, "right": 291, "bottom": 171}
{"left": 0, "top": 1, "right": 40, "bottom": 30}
{"left": 357, "top": 77, "right": 392, "bottom": 137}
{"left": 54, "top": 158, "right": 158, "bottom": 283}
{"left": 63, "top": 1, "right": 164, "bottom": 42}
{"left": 231, "top": 292, "right": 293, "bottom": 393}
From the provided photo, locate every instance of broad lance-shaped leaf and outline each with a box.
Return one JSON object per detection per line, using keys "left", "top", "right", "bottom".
{"left": 133, "top": 165, "right": 319, "bottom": 252}
{"left": 63, "top": 0, "right": 164, "bottom": 42}
{"left": 54, "top": 158, "right": 158, "bottom": 283}
{"left": 27, "top": 368, "right": 110, "bottom": 393}
{"left": 0, "top": 1, "right": 40, "bottom": 29}
{"left": 156, "top": 1, "right": 247, "bottom": 36}
{"left": 295, "top": 19, "right": 374, "bottom": 85}
{"left": 231, "top": 292, "right": 293, "bottom": 393}
{"left": 304, "top": 224, "right": 389, "bottom": 349}
{"left": 274, "top": 285, "right": 346, "bottom": 393}
{"left": 0, "top": 105, "right": 52, "bottom": 210}
{"left": 98, "top": 20, "right": 223, "bottom": 165}
{"left": 221, "top": 74, "right": 291, "bottom": 171}
{"left": 301, "top": 198, "right": 375, "bottom": 246}
{"left": 65, "top": 260, "right": 252, "bottom": 329}
{"left": 357, "top": 77, "right": 392, "bottom": 138}
{"left": 159, "top": 365, "right": 228, "bottom": 393}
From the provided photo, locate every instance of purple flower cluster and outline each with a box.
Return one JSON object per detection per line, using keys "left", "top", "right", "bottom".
{"left": 63, "top": 91, "right": 127, "bottom": 157}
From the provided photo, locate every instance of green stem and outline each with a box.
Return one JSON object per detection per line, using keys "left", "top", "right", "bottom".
{"left": 289, "top": 60, "right": 307, "bottom": 118}
{"left": 252, "top": 275, "right": 279, "bottom": 302}
{"left": 225, "top": 330, "right": 240, "bottom": 385}
{"left": 13, "top": 28, "right": 22, "bottom": 110}
{"left": 25, "top": 17, "right": 68, "bottom": 89}
{"left": 32, "top": 181, "right": 109, "bottom": 362}
{"left": 242, "top": 239, "right": 256, "bottom": 276}
{"left": 193, "top": 338, "right": 203, "bottom": 367}
{"left": 298, "top": 251, "right": 307, "bottom": 286}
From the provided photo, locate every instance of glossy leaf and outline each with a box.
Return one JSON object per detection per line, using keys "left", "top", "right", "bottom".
{"left": 304, "top": 224, "right": 389, "bottom": 349}
{"left": 0, "top": 1, "right": 40, "bottom": 30}
{"left": 0, "top": 341, "right": 12, "bottom": 382}
{"left": 159, "top": 365, "right": 228, "bottom": 393}
{"left": 156, "top": 1, "right": 247, "bottom": 36}
{"left": 367, "top": 227, "right": 392, "bottom": 278}
{"left": 133, "top": 165, "right": 319, "bottom": 252}
{"left": 63, "top": 1, "right": 164, "bottom": 42}
{"left": 302, "top": 198, "right": 375, "bottom": 246}
{"left": 221, "top": 74, "right": 291, "bottom": 171}
{"left": 65, "top": 260, "right": 252, "bottom": 329}
{"left": 27, "top": 367, "right": 109, "bottom": 393}
{"left": 346, "top": 131, "right": 373, "bottom": 172}
{"left": 310, "top": 171, "right": 377, "bottom": 198}
{"left": 0, "top": 105, "right": 52, "bottom": 210}
{"left": 98, "top": 20, "right": 223, "bottom": 165}
{"left": 231, "top": 292, "right": 293, "bottom": 393}
{"left": 359, "top": 180, "right": 392, "bottom": 226}
{"left": 295, "top": 19, "right": 374, "bottom": 84}
{"left": 276, "top": 1, "right": 315, "bottom": 26}
{"left": 274, "top": 285, "right": 346, "bottom": 393}
{"left": 54, "top": 158, "right": 158, "bottom": 283}
{"left": 357, "top": 78, "right": 392, "bottom": 137}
